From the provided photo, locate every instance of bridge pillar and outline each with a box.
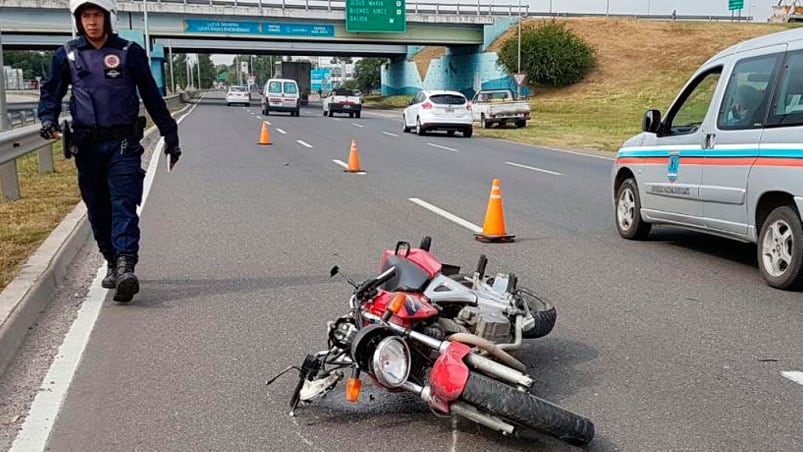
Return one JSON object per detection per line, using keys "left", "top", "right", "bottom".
{"left": 119, "top": 30, "right": 166, "bottom": 96}
{"left": 380, "top": 17, "right": 530, "bottom": 98}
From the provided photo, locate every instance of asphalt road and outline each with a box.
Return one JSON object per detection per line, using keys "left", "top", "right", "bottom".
{"left": 6, "top": 94, "right": 803, "bottom": 451}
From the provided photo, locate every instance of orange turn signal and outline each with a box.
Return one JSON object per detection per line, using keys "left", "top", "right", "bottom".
{"left": 345, "top": 377, "right": 362, "bottom": 402}
{"left": 387, "top": 293, "right": 406, "bottom": 315}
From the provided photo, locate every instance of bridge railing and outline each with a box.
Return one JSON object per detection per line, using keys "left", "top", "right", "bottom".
{"left": 123, "top": 0, "right": 529, "bottom": 16}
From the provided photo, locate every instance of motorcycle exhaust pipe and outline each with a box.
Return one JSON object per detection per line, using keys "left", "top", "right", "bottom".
{"left": 450, "top": 401, "right": 515, "bottom": 436}
{"left": 497, "top": 316, "right": 523, "bottom": 352}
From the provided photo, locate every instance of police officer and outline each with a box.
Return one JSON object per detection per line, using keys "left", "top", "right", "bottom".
{"left": 39, "top": 0, "right": 182, "bottom": 303}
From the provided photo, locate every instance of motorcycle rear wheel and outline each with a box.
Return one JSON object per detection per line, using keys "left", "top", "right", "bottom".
{"left": 448, "top": 275, "right": 556, "bottom": 339}
{"left": 460, "top": 372, "right": 594, "bottom": 446}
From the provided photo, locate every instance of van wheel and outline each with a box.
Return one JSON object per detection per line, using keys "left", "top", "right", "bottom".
{"left": 758, "top": 206, "right": 803, "bottom": 290}
{"left": 615, "top": 178, "right": 651, "bottom": 240}
{"left": 463, "top": 127, "right": 473, "bottom": 138}
{"left": 481, "top": 114, "right": 490, "bottom": 129}
{"left": 516, "top": 120, "right": 526, "bottom": 128}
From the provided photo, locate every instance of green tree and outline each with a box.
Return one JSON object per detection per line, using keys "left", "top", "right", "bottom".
{"left": 4, "top": 51, "right": 53, "bottom": 81}
{"left": 352, "top": 58, "right": 385, "bottom": 92}
{"left": 171, "top": 53, "right": 189, "bottom": 90}
{"left": 498, "top": 22, "right": 596, "bottom": 88}
{"left": 198, "top": 54, "right": 215, "bottom": 89}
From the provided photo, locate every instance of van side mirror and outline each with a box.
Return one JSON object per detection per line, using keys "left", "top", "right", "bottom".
{"left": 642, "top": 109, "right": 662, "bottom": 134}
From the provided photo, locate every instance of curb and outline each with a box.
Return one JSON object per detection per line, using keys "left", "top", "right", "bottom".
{"left": 0, "top": 101, "right": 194, "bottom": 377}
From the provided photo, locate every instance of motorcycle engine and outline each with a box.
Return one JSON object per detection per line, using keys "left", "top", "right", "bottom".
{"left": 456, "top": 306, "right": 511, "bottom": 343}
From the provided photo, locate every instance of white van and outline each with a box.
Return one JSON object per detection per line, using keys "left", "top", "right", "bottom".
{"left": 262, "top": 78, "right": 300, "bottom": 116}
{"left": 612, "top": 28, "right": 803, "bottom": 290}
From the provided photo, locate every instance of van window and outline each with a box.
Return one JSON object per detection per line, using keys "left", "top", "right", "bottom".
{"left": 666, "top": 69, "right": 722, "bottom": 136}
{"left": 768, "top": 51, "right": 803, "bottom": 128}
{"left": 283, "top": 82, "right": 298, "bottom": 94}
{"left": 718, "top": 53, "right": 782, "bottom": 130}
{"left": 268, "top": 81, "right": 282, "bottom": 94}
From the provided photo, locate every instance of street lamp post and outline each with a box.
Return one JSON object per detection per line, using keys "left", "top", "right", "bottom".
{"left": 517, "top": 0, "right": 521, "bottom": 99}
{"left": 606, "top": 0, "right": 610, "bottom": 16}
{"left": 0, "top": 31, "right": 10, "bottom": 132}
{"left": 143, "top": 0, "right": 151, "bottom": 66}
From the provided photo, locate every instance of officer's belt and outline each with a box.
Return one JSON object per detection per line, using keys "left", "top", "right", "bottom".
{"left": 72, "top": 125, "right": 136, "bottom": 142}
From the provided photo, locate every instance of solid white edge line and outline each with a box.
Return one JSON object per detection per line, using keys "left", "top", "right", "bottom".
{"left": 781, "top": 370, "right": 803, "bottom": 386}
{"left": 409, "top": 198, "right": 482, "bottom": 233}
{"left": 382, "top": 131, "right": 399, "bottom": 137}
{"left": 297, "top": 140, "right": 313, "bottom": 148}
{"left": 9, "top": 98, "right": 200, "bottom": 452}
{"left": 427, "top": 142, "right": 459, "bottom": 152}
{"left": 276, "top": 128, "right": 287, "bottom": 135}
{"left": 505, "top": 161, "right": 563, "bottom": 176}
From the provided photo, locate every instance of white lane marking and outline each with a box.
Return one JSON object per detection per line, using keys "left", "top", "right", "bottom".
{"left": 8, "top": 93, "right": 203, "bottom": 452}
{"left": 409, "top": 198, "right": 482, "bottom": 233}
{"left": 782, "top": 370, "right": 803, "bottom": 386}
{"left": 276, "top": 128, "right": 287, "bottom": 135}
{"left": 427, "top": 143, "right": 459, "bottom": 153}
{"left": 297, "top": 140, "right": 314, "bottom": 148}
{"left": 332, "top": 159, "right": 366, "bottom": 174}
{"left": 382, "top": 131, "right": 399, "bottom": 137}
{"left": 451, "top": 417, "right": 459, "bottom": 452}
{"left": 256, "top": 115, "right": 262, "bottom": 120}
{"left": 332, "top": 118, "right": 342, "bottom": 122}
{"left": 505, "top": 161, "right": 563, "bottom": 176}
{"left": 352, "top": 123, "right": 364, "bottom": 128}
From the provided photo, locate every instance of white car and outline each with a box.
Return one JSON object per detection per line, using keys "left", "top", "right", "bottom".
{"left": 402, "top": 90, "right": 473, "bottom": 137}
{"left": 225, "top": 85, "right": 251, "bottom": 106}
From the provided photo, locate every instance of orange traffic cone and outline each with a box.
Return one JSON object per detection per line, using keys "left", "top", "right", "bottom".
{"left": 474, "top": 178, "right": 515, "bottom": 243}
{"left": 258, "top": 122, "right": 272, "bottom": 145}
{"left": 345, "top": 139, "right": 363, "bottom": 172}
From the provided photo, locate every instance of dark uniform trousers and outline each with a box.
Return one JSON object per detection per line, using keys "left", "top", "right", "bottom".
{"left": 75, "top": 137, "right": 145, "bottom": 265}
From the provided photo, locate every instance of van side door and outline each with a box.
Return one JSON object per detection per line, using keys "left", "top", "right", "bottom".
{"left": 702, "top": 46, "right": 786, "bottom": 237}
{"left": 751, "top": 44, "right": 803, "bottom": 240}
{"left": 641, "top": 65, "right": 724, "bottom": 227}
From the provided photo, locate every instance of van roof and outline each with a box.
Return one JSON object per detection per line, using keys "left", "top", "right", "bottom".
{"left": 266, "top": 79, "right": 297, "bottom": 84}
{"left": 705, "top": 27, "right": 803, "bottom": 65}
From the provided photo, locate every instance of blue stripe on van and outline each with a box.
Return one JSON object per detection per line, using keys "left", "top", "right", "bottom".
{"left": 618, "top": 147, "right": 803, "bottom": 159}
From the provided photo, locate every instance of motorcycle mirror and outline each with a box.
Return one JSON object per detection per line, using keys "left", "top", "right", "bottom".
{"left": 330, "top": 266, "right": 340, "bottom": 277}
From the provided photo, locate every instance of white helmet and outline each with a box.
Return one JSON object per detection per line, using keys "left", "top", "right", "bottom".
{"left": 69, "top": 0, "right": 118, "bottom": 35}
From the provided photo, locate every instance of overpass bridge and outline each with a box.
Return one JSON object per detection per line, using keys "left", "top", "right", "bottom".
{"left": 1, "top": 0, "right": 527, "bottom": 55}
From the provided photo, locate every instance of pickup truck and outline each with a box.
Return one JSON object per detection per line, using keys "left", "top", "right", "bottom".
{"left": 323, "top": 88, "right": 362, "bottom": 118}
{"left": 470, "top": 89, "right": 531, "bottom": 128}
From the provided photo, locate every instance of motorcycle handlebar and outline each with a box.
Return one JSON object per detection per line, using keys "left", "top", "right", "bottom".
{"left": 355, "top": 266, "right": 397, "bottom": 301}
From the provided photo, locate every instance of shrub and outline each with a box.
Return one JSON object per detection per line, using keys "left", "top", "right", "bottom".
{"left": 498, "top": 22, "right": 596, "bottom": 87}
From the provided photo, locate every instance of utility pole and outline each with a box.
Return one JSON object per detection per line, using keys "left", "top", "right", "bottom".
{"left": 0, "top": 31, "right": 10, "bottom": 131}
{"left": 517, "top": 0, "right": 522, "bottom": 99}
{"left": 186, "top": 56, "right": 191, "bottom": 90}
{"left": 168, "top": 40, "right": 174, "bottom": 94}
{"left": 197, "top": 54, "right": 201, "bottom": 89}
{"left": 143, "top": 0, "right": 151, "bottom": 66}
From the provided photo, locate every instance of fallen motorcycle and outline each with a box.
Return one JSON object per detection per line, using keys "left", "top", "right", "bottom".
{"left": 378, "top": 236, "right": 557, "bottom": 349}
{"left": 267, "top": 262, "right": 595, "bottom": 446}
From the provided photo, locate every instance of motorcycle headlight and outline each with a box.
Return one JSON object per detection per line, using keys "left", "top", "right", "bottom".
{"left": 372, "top": 336, "right": 411, "bottom": 388}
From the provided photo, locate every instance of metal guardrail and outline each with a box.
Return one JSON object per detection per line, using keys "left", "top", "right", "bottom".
{"left": 120, "top": 0, "right": 531, "bottom": 16}
{"left": 0, "top": 93, "right": 188, "bottom": 201}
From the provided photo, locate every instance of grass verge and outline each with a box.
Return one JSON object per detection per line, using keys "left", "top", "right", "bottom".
{"left": 0, "top": 102, "right": 189, "bottom": 292}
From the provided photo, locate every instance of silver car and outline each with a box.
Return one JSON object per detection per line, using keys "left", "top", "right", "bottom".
{"left": 612, "top": 28, "right": 803, "bottom": 290}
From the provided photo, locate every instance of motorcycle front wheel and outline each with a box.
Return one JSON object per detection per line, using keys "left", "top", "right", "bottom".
{"left": 460, "top": 372, "right": 594, "bottom": 446}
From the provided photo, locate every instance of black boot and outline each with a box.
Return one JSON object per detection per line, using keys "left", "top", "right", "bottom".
{"left": 113, "top": 255, "right": 139, "bottom": 303}
{"left": 101, "top": 260, "right": 117, "bottom": 289}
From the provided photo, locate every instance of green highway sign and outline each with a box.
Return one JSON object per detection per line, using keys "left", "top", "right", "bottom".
{"left": 728, "top": 0, "right": 744, "bottom": 11}
{"left": 346, "top": 0, "right": 406, "bottom": 33}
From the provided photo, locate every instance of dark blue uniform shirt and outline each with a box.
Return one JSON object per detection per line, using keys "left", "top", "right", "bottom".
{"left": 38, "top": 34, "right": 179, "bottom": 148}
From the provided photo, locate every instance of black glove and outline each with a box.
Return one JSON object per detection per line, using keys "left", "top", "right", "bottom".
{"left": 40, "top": 121, "right": 61, "bottom": 140}
{"left": 165, "top": 145, "right": 181, "bottom": 170}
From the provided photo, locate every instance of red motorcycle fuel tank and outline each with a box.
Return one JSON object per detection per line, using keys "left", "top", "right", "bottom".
{"left": 367, "top": 290, "right": 438, "bottom": 328}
